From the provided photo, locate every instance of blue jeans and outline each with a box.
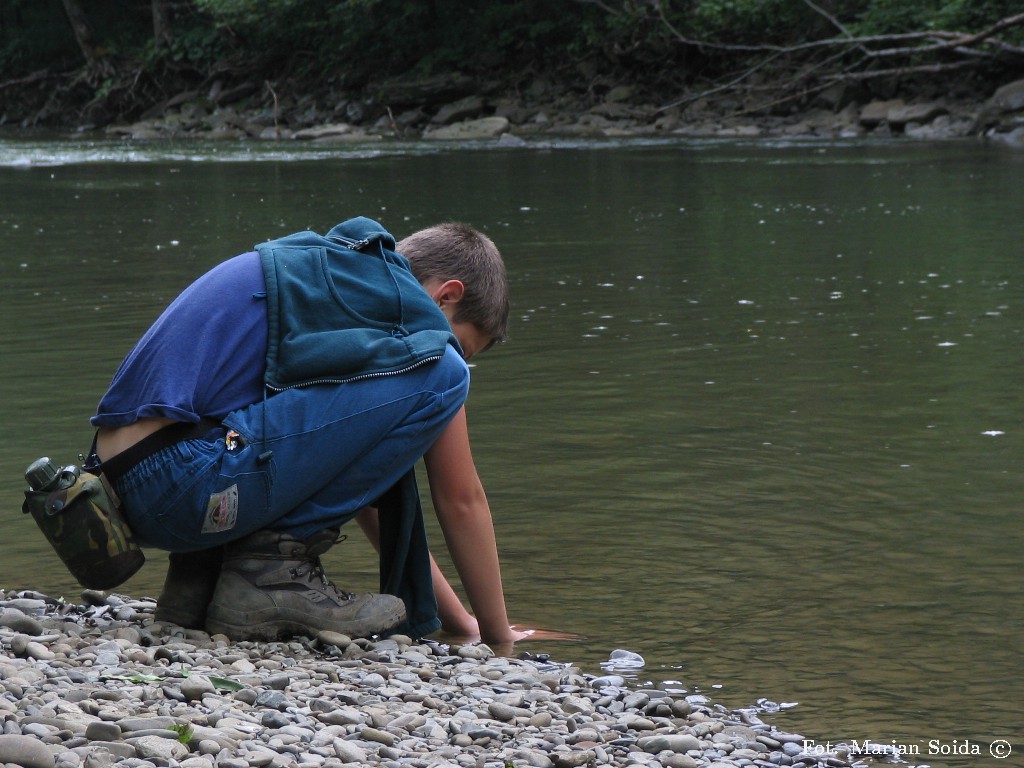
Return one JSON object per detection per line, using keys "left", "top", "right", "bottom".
{"left": 115, "top": 346, "right": 469, "bottom": 552}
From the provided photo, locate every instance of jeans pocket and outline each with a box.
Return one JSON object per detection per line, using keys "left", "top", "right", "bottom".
{"left": 124, "top": 437, "right": 275, "bottom": 551}
{"left": 198, "top": 462, "right": 274, "bottom": 542}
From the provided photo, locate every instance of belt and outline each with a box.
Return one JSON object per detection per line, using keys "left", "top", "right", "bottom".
{"left": 100, "top": 418, "right": 223, "bottom": 484}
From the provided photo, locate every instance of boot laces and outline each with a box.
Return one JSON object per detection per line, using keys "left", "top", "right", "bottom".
{"left": 290, "top": 556, "right": 355, "bottom": 601}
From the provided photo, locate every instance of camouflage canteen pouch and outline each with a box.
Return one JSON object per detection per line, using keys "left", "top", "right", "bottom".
{"left": 22, "top": 459, "right": 145, "bottom": 590}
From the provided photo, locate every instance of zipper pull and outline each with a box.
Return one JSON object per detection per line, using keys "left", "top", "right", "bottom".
{"left": 327, "top": 234, "right": 372, "bottom": 251}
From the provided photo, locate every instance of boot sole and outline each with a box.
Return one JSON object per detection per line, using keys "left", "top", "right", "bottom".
{"left": 205, "top": 603, "right": 406, "bottom": 641}
{"left": 154, "top": 605, "right": 207, "bottom": 630}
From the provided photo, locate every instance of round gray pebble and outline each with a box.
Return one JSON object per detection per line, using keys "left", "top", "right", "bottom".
{"left": 0, "top": 734, "right": 57, "bottom": 768}
{"left": 84, "top": 722, "right": 122, "bottom": 742}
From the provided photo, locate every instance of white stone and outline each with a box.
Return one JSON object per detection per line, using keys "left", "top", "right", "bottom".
{"left": 424, "top": 117, "right": 509, "bottom": 140}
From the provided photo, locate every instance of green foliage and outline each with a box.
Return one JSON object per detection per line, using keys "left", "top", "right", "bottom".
{"left": 208, "top": 675, "right": 246, "bottom": 691}
{"left": 853, "top": 0, "right": 933, "bottom": 35}
{"left": 0, "top": 0, "right": 79, "bottom": 76}
{"left": 185, "top": 0, "right": 591, "bottom": 78}
{"left": 194, "top": 0, "right": 309, "bottom": 26}
{"left": 171, "top": 25, "right": 223, "bottom": 65}
{"left": 683, "top": 0, "right": 820, "bottom": 44}
{"left": 168, "top": 722, "right": 194, "bottom": 743}
{"left": 935, "top": 0, "right": 1024, "bottom": 40}
{"left": 391, "top": 1, "right": 584, "bottom": 74}
{"left": 571, "top": 1, "right": 651, "bottom": 55}
{"left": 141, "top": 23, "right": 224, "bottom": 68}
{"left": 101, "top": 673, "right": 163, "bottom": 682}
{"left": 3, "top": 0, "right": 1021, "bottom": 89}
{"left": 94, "top": 77, "right": 114, "bottom": 100}
{"left": 853, "top": 0, "right": 1024, "bottom": 37}
{"left": 187, "top": 0, "right": 379, "bottom": 77}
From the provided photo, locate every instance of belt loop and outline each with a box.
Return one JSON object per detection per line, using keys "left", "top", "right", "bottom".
{"left": 98, "top": 471, "right": 122, "bottom": 510}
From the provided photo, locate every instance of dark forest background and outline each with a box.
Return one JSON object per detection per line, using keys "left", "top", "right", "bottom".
{"left": 2, "top": 1, "right": 1022, "bottom": 129}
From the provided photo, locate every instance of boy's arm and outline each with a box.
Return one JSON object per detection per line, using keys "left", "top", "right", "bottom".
{"left": 423, "top": 406, "right": 524, "bottom": 645}
{"left": 355, "top": 507, "right": 480, "bottom": 636}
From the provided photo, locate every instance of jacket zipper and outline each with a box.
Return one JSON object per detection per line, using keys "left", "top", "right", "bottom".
{"left": 265, "top": 353, "right": 445, "bottom": 393}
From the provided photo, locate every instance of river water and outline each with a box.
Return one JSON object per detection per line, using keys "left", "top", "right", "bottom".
{"left": 1, "top": 135, "right": 1021, "bottom": 764}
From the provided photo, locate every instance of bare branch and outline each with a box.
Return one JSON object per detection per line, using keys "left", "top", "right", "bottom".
{"left": 571, "top": 0, "right": 628, "bottom": 18}
{"left": 800, "top": 0, "right": 853, "bottom": 39}
{"left": 825, "top": 59, "right": 980, "bottom": 82}
{"left": 0, "top": 69, "right": 75, "bottom": 91}
{"left": 648, "top": 5, "right": 1024, "bottom": 59}
{"left": 650, "top": 0, "right": 789, "bottom": 52}
{"left": 983, "top": 39, "right": 1024, "bottom": 56}
{"left": 866, "top": 12, "right": 1024, "bottom": 57}
{"left": 657, "top": 52, "right": 784, "bottom": 112}
{"left": 590, "top": 3, "right": 1024, "bottom": 122}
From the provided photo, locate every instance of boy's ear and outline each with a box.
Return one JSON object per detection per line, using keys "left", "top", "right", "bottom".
{"left": 430, "top": 279, "right": 465, "bottom": 308}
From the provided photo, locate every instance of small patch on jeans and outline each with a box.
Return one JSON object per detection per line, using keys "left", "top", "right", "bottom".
{"left": 202, "top": 484, "right": 238, "bottom": 533}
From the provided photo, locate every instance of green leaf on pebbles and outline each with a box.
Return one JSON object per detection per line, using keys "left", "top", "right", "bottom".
{"left": 169, "top": 723, "right": 194, "bottom": 743}
{"left": 209, "top": 675, "right": 246, "bottom": 691}
{"left": 101, "top": 672, "right": 164, "bottom": 683}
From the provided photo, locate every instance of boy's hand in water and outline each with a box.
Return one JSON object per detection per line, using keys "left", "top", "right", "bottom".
{"left": 510, "top": 625, "right": 584, "bottom": 641}
{"left": 440, "top": 624, "right": 583, "bottom": 657}
{"left": 491, "top": 626, "right": 585, "bottom": 656}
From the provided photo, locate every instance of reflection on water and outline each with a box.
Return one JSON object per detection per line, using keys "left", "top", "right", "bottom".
{"left": 1, "top": 136, "right": 1022, "bottom": 764}
{"left": 0, "top": 133, "right": 800, "bottom": 167}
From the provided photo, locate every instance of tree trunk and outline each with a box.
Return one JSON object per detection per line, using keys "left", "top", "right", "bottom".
{"left": 152, "top": 0, "right": 174, "bottom": 49}
{"left": 60, "top": 0, "right": 112, "bottom": 74}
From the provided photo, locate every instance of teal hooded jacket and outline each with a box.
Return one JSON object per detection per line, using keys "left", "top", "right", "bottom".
{"left": 255, "top": 216, "right": 460, "bottom": 638}
{"left": 257, "top": 216, "right": 460, "bottom": 391}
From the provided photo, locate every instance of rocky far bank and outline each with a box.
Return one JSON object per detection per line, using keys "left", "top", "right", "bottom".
{"left": 7, "top": 70, "right": 1024, "bottom": 148}
{"left": 0, "top": 588, "right": 908, "bottom": 768}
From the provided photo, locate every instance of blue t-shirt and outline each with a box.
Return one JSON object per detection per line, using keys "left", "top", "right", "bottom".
{"left": 92, "top": 251, "right": 268, "bottom": 427}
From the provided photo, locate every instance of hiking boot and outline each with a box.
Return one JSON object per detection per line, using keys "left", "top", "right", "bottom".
{"left": 204, "top": 527, "right": 405, "bottom": 641}
{"left": 154, "top": 547, "right": 224, "bottom": 629}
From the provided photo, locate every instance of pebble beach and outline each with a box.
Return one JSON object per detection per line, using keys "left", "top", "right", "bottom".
{"left": 0, "top": 589, "right": 892, "bottom": 768}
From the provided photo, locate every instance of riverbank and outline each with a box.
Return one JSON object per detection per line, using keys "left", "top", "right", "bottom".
{"left": 72, "top": 78, "right": 1024, "bottom": 148}
{"left": 99, "top": 75, "right": 1024, "bottom": 148}
{"left": 6, "top": 69, "right": 1024, "bottom": 148}
{"left": 0, "top": 588, "right": 898, "bottom": 768}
